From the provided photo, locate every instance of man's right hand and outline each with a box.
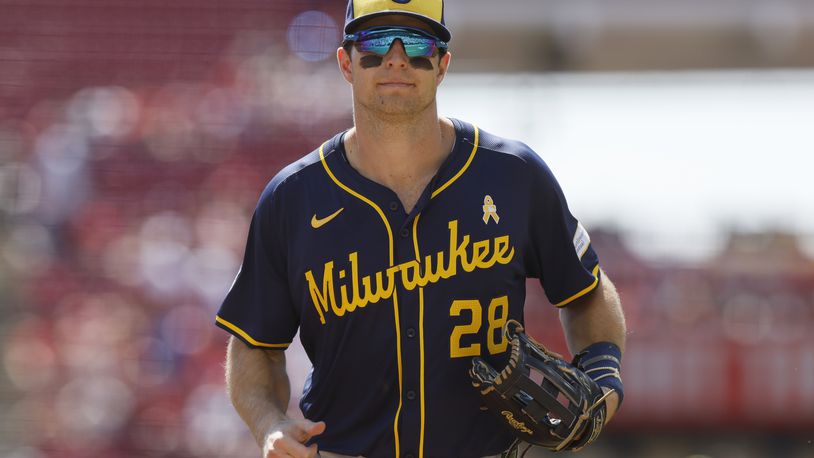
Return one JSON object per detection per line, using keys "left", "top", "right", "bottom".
{"left": 263, "top": 419, "right": 327, "bottom": 458}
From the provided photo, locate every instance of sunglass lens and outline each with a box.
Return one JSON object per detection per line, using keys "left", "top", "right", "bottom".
{"left": 355, "top": 33, "right": 437, "bottom": 58}
{"left": 401, "top": 37, "right": 436, "bottom": 58}
{"left": 356, "top": 37, "right": 396, "bottom": 56}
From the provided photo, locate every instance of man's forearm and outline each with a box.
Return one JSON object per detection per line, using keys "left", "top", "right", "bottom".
{"left": 559, "top": 272, "right": 626, "bottom": 355}
{"left": 225, "top": 336, "right": 291, "bottom": 446}
{"left": 560, "top": 272, "right": 626, "bottom": 420}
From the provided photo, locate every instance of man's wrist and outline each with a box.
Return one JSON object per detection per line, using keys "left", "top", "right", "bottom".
{"left": 601, "top": 388, "right": 620, "bottom": 422}
{"left": 573, "top": 341, "right": 624, "bottom": 406}
{"left": 254, "top": 412, "right": 290, "bottom": 446}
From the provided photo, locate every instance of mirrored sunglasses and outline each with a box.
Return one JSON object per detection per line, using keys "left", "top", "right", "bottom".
{"left": 343, "top": 26, "right": 448, "bottom": 58}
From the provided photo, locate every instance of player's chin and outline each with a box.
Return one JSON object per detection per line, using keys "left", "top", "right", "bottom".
{"left": 362, "top": 94, "right": 432, "bottom": 115}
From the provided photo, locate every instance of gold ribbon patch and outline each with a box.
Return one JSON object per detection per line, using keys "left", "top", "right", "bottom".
{"left": 482, "top": 195, "right": 499, "bottom": 224}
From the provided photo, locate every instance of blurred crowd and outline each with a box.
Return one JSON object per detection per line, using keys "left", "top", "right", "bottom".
{"left": 1, "top": 2, "right": 813, "bottom": 458}
{"left": 0, "top": 3, "right": 352, "bottom": 456}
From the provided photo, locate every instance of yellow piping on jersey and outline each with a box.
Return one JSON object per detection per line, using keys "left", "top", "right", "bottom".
{"left": 319, "top": 142, "right": 394, "bottom": 266}
{"left": 318, "top": 141, "right": 402, "bottom": 456}
{"left": 392, "top": 291, "right": 404, "bottom": 458}
{"left": 412, "top": 214, "right": 426, "bottom": 458}
{"left": 412, "top": 213, "right": 422, "bottom": 259}
{"left": 431, "top": 125, "right": 479, "bottom": 199}
{"left": 554, "top": 264, "right": 601, "bottom": 307}
{"left": 215, "top": 316, "right": 290, "bottom": 349}
{"left": 418, "top": 287, "right": 426, "bottom": 458}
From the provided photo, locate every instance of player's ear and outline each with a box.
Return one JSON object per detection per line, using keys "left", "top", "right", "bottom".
{"left": 436, "top": 51, "right": 451, "bottom": 86}
{"left": 337, "top": 47, "right": 354, "bottom": 84}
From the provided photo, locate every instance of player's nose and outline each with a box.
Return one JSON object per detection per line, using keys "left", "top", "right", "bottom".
{"left": 382, "top": 40, "right": 410, "bottom": 68}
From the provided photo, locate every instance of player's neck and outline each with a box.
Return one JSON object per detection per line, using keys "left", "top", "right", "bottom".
{"left": 346, "top": 110, "right": 454, "bottom": 191}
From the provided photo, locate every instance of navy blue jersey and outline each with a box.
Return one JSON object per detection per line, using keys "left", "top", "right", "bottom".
{"left": 216, "top": 119, "right": 600, "bottom": 458}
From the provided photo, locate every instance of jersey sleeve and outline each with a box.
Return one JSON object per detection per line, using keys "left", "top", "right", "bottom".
{"left": 523, "top": 151, "right": 601, "bottom": 307}
{"left": 215, "top": 179, "right": 299, "bottom": 348}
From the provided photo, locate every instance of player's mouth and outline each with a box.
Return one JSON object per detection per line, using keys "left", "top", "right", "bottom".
{"left": 378, "top": 81, "right": 415, "bottom": 88}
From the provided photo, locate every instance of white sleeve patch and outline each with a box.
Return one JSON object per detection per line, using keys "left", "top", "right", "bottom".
{"left": 573, "top": 222, "right": 591, "bottom": 259}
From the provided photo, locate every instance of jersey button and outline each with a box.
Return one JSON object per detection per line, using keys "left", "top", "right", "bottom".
{"left": 389, "top": 201, "right": 399, "bottom": 211}
{"left": 406, "top": 390, "right": 416, "bottom": 400}
{"left": 400, "top": 228, "right": 409, "bottom": 238}
{"left": 406, "top": 328, "right": 416, "bottom": 338}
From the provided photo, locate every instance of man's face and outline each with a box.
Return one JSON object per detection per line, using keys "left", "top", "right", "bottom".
{"left": 338, "top": 15, "right": 451, "bottom": 118}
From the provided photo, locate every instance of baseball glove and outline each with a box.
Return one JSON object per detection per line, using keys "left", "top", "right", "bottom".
{"left": 470, "top": 320, "right": 612, "bottom": 453}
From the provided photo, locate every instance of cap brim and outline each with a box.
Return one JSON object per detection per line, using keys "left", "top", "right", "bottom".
{"left": 345, "top": 11, "right": 451, "bottom": 42}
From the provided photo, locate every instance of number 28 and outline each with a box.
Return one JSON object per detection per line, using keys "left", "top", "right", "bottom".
{"left": 449, "top": 295, "right": 509, "bottom": 358}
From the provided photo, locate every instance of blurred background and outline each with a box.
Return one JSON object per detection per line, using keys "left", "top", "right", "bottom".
{"left": 0, "top": 0, "right": 813, "bottom": 457}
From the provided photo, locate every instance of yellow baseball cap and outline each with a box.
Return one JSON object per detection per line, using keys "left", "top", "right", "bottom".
{"left": 345, "top": 0, "right": 451, "bottom": 42}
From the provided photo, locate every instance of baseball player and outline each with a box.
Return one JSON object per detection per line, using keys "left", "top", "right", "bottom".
{"left": 216, "top": 1, "right": 626, "bottom": 457}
